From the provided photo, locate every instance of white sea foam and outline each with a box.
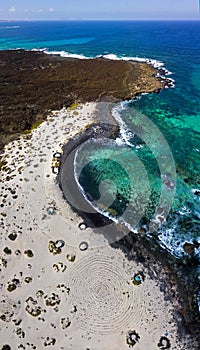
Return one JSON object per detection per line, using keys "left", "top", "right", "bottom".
{"left": 198, "top": 293, "right": 200, "bottom": 313}
{"left": 73, "top": 138, "right": 121, "bottom": 223}
{"left": 0, "top": 26, "right": 20, "bottom": 29}
{"left": 158, "top": 221, "right": 200, "bottom": 259}
{"left": 29, "top": 48, "right": 176, "bottom": 87}
{"left": 73, "top": 105, "right": 197, "bottom": 260}
{"left": 36, "top": 48, "right": 172, "bottom": 74}
{"left": 192, "top": 188, "right": 200, "bottom": 195}
{"left": 115, "top": 137, "right": 126, "bottom": 146}
{"left": 73, "top": 136, "right": 137, "bottom": 232}
{"left": 31, "top": 48, "right": 47, "bottom": 52}
{"left": 101, "top": 53, "right": 175, "bottom": 84}
{"left": 98, "top": 53, "right": 164, "bottom": 68}
{"left": 44, "top": 50, "right": 90, "bottom": 60}
{"left": 111, "top": 102, "right": 135, "bottom": 148}
{"left": 178, "top": 206, "right": 192, "bottom": 215}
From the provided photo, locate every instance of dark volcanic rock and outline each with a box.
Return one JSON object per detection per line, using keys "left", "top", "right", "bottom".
{"left": 0, "top": 49, "right": 166, "bottom": 154}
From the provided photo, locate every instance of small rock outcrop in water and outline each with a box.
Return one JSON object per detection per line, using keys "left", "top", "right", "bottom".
{"left": 183, "top": 241, "right": 200, "bottom": 255}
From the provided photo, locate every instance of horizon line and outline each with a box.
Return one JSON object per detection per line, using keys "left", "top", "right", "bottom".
{"left": 0, "top": 18, "right": 200, "bottom": 22}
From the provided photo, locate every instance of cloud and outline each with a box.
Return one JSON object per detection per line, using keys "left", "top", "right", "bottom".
{"left": 49, "top": 8, "right": 55, "bottom": 13}
{"left": 9, "top": 6, "right": 16, "bottom": 13}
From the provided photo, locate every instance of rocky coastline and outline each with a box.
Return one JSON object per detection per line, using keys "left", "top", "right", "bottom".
{"left": 0, "top": 49, "right": 199, "bottom": 348}
{"left": 57, "top": 120, "right": 200, "bottom": 347}
{"left": 0, "top": 49, "right": 172, "bottom": 156}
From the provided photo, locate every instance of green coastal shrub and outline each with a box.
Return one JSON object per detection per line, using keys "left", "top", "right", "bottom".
{"left": 21, "top": 120, "right": 44, "bottom": 134}
{"left": 68, "top": 102, "right": 78, "bottom": 111}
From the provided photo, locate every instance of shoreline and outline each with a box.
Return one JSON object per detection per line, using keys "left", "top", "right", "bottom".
{"left": 0, "top": 101, "right": 199, "bottom": 348}
{"left": 0, "top": 50, "right": 199, "bottom": 348}
{"left": 0, "top": 49, "right": 173, "bottom": 157}
{"left": 57, "top": 102, "right": 200, "bottom": 344}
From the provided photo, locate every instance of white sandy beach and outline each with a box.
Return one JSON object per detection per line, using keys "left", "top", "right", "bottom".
{"left": 0, "top": 102, "right": 193, "bottom": 349}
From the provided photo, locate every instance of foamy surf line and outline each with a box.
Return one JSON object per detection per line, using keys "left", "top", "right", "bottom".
{"left": 73, "top": 138, "right": 130, "bottom": 229}
{"left": 0, "top": 26, "right": 20, "bottom": 29}
{"left": 43, "top": 49, "right": 165, "bottom": 67}
{"left": 30, "top": 48, "right": 174, "bottom": 84}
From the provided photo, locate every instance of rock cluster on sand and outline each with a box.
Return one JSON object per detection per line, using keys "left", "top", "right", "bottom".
{"left": 0, "top": 92, "right": 199, "bottom": 348}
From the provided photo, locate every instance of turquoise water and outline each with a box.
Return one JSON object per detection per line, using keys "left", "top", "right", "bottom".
{"left": 0, "top": 20, "right": 200, "bottom": 257}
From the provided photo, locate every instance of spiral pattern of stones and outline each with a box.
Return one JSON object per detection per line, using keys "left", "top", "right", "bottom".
{"left": 67, "top": 254, "right": 146, "bottom": 335}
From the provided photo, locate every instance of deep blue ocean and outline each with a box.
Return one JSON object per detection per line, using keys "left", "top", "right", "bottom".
{"left": 0, "top": 20, "right": 200, "bottom": 258}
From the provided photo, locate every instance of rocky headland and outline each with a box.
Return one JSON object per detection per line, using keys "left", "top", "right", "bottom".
{"left": 0, "top": 49, "right": 171, "bottom": 154}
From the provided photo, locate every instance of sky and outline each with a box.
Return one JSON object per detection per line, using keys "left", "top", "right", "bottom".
{"left": 0, "top": 0, "right": 199, "bottom": 20}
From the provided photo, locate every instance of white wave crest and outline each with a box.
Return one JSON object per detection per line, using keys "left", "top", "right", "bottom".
{"left": 111, "top": 103, "right": 135, "bottom": 148}
{"left": 0, "top": 26, "right": 20, "bottom": 29}
{"left": 44, "top": 50, "right": 90, "bottom": 60}
{"left": 97, "top": 53, "right": 163, "bottom": 66}
{"left": 35, "top": 49, "right": 172, "bottom": 74}
{"left": 29, "top": 48, "right": 176, "bottom": 83}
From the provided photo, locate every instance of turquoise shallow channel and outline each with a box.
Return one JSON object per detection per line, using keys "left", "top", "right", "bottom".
{"left": 0, "top": 20, "right": 200, "bottom": 258}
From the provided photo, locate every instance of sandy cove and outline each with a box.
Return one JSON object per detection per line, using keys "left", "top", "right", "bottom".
{"left": 0, "top": 102, "right": 198, "bottom": 349}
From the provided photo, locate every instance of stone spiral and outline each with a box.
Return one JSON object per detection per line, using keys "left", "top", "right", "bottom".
{"left": 67, "top": 254, "right": 145, "bottom": 335}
